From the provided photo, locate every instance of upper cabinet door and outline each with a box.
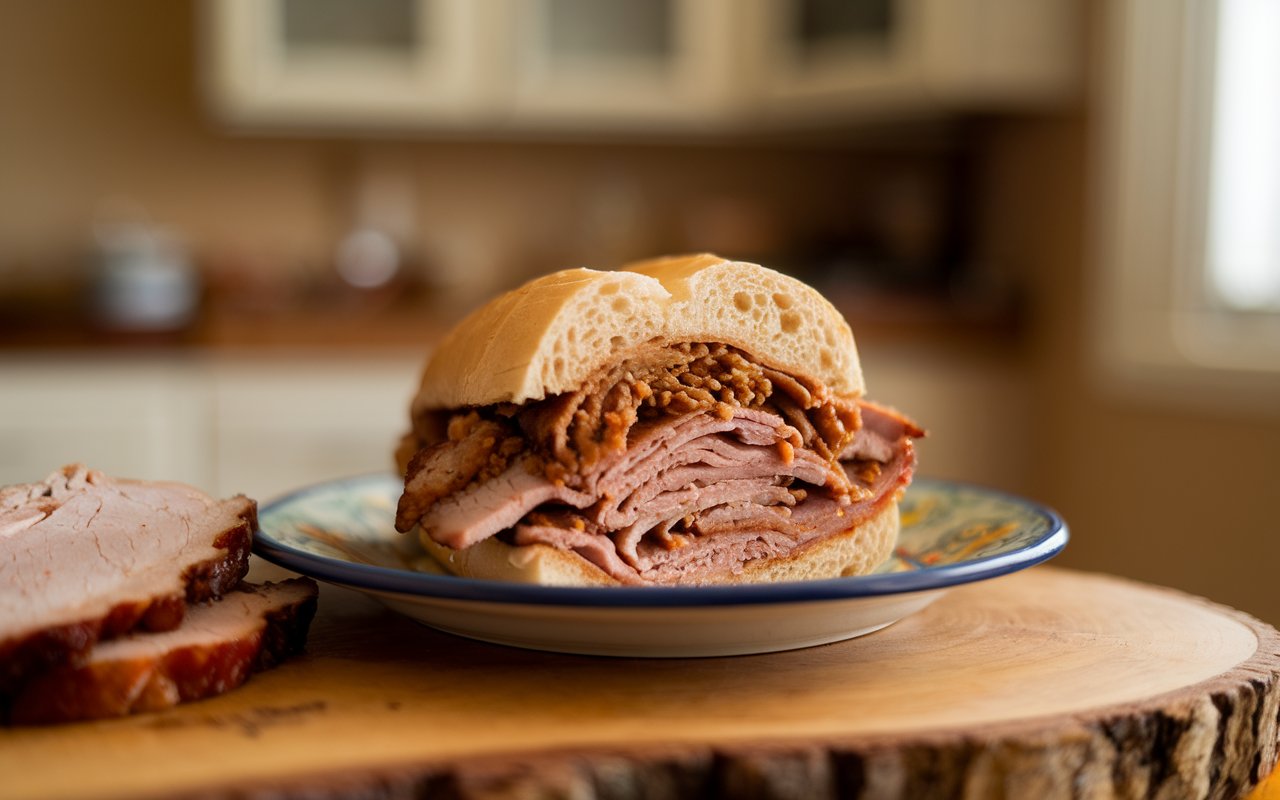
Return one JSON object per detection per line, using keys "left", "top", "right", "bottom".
{"left": 204, "top": 0, "right": 499, "bottom": 128}
{"left": 202, "top": 0, "right": 1076, "bottom": 133}
{"left": 746, "top": 0, "right": 1079, "bottom": 120}
{"left": 495, "top": 0, "right": 741, "bottom": 130}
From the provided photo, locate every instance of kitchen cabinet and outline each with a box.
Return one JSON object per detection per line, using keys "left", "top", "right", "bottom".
{"left": 0, "top": 359, "right": 214, "bottom": 490}
{"left": 498, "top": 0, "right": 743, "bottom": 130}
{"left": 0, "top": 346, "right": 1028, "bottom": 499}
{"left": 746, "top": 0, "right": 1080, "bottom": 121}
{"left": 204, "top": 0, "right": 500, "bottom": 128}
{"left": 209, "top": 357, "right": 415, "bottom": 501}
{"left": 203, "top": 0, "right": 1078, "bottom": 133}
{"left": 0, "top": 355, "right": 418, "bottom": 502}
{"left": 863, "top": 345, "right": 1031, "bottom": 492}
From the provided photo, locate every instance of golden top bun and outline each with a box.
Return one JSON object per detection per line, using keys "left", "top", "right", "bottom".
{"left": 412, "top": 254, "right": 864, "bottom": 411}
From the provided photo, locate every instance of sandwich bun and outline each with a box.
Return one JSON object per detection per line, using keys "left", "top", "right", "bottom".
{"left": 412, "top": 254, "right": 864, "bottom": 415}
{"left": 402, "top": 253, "right": 911, "bottom": 587}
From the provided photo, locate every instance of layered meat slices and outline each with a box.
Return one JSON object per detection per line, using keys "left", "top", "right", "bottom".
{"left": 0, "top": 465, "right": 316, "bottom": 724}
{"left": 396, "top": 342, "right": 922, "bottom": 585}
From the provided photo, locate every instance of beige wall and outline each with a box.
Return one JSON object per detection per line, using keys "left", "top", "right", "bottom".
{"left": 0, "top": 2, "right": 340, "bottom": 275}
{"left": 977, "top": 113, "right": 1280, "bottom": 624}
{"left": 3, "top": 1, "right": 1279, "bottom": 624}
{"left": 0, "top": 0, "right": 951, "bottom": 299}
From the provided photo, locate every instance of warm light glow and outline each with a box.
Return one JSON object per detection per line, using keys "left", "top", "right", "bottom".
{"left": 1207, "top": 0, "right": 1280, "bottom": 310}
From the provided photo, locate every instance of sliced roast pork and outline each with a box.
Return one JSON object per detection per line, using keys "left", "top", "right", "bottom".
{"left": 7, "top": 578, "right": 318, "bottom": 725}
{"left": 397, "top": 342, "right": 923, "bottom": 586}
{"left": 0, "top": 465, "right": 255, "bottom": 690}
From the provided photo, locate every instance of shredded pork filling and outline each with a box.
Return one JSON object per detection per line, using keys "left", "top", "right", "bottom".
{"left": 396, "top": 342, "right": 921, "bottom": 584}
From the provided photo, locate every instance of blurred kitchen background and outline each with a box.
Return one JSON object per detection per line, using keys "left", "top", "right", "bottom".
{"left": 2, "top": 1, "right": 1278, "bottom": 620}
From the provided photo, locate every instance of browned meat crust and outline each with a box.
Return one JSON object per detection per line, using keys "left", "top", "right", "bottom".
{"left": 0, "top": 467, "right": 255, "bottom": 692}
{"left": 396, "top": 414, "right": 524, "bottom": 532}
{"left": 4, "top": 578, "right": 318, "bottom": 725}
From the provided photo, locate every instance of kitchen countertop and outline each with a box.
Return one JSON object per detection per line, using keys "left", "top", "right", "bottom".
{"left": 0, "top": 285, "right": 1024, "bottom": 357}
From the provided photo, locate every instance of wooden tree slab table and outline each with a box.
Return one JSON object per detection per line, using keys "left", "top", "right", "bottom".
{"left": 3, "top": 566, "right": 1278, "bottom": 799}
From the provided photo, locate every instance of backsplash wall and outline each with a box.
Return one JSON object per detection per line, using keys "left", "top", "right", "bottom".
{"left": 0, "top": 0, "right": 968, "bottom": 314}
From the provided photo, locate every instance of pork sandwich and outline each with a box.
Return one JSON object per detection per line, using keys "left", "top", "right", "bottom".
{"left": 394, "top": 254, "right": 923, "bottom": 586}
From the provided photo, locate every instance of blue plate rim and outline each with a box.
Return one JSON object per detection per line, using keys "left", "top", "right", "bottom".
{"left": 253, "top": 473, "right": 1068, "bottom": 608}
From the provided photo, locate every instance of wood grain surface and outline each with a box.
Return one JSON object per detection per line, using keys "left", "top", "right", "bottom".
{"left": 2, "top": 566, "right": 1277, "bottom": 799}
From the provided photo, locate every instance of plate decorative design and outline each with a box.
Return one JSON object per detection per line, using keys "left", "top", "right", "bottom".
{"left": 255, "top": 475, "right": 1067, "bottom": 657}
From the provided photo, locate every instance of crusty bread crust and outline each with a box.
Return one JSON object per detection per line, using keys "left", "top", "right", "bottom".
{"left": 412, "top": 254, "right": 864, "bottom": 412}
{"left": 417, "top": 502, "right": 899, "bottom": 587}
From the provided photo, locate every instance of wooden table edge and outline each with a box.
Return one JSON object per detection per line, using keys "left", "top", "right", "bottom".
{"left": 158, "top": 569, "right": 1280, "bottom": 800}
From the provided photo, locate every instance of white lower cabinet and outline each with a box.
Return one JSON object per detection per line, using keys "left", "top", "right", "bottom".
{"left": 209, "top": 356, "right": 417, "bottom": 502}
{"left": 0, "top": 358, "right": 214, "bottom": 490}
{"left": 0, "top": 348, "right": 1029, "bottom": 501}
{"left": 0, "top": 354, "right": 421, "bottom": 503}
{"left": 865, "top": 348, "right": 1032, "bottom": 494}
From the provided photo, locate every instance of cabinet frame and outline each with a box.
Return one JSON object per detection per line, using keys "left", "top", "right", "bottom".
{"left": 203, "top": 0, "right": 500, "bottom": 128}
{"left": 202, "top": 0, "right": 1077, "bottom": 132}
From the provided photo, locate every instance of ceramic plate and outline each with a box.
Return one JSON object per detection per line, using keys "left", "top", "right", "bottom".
{"left": 254, "top": 475, "right": 1066, "bottom": 657}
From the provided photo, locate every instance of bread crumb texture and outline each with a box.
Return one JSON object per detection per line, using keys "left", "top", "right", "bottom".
{"left": 416, "top": 254, "right": 864, "bottom": 410}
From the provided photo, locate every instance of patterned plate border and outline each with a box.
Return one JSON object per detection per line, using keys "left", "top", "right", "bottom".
{"left": 253, "top": 475, "right": 1068, "bottom": 608}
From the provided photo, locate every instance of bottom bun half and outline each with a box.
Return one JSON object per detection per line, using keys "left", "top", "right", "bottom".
{"left": 416, "top": 503, "right": 899, "bottom": 587}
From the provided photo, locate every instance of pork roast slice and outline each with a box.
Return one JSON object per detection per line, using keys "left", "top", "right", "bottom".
{"left": 6, "top": 578, "right": 318, "bottom": 725}
{"left": 0, "top": 465, "right": 255, "bottom": 690}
